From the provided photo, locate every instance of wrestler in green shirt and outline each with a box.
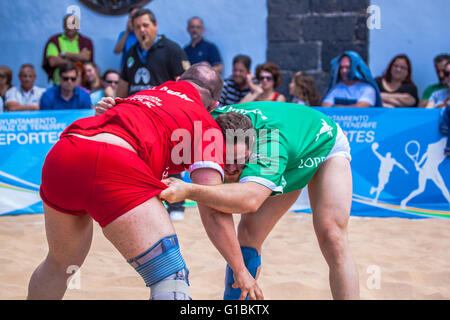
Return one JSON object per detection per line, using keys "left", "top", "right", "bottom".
{"left": 211, "top": 101, "right": 338, "bottom": 194}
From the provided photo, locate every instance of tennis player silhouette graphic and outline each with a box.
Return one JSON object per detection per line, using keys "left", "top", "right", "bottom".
{"left": 370, "top": 142, "right": 408, "bottom": 203}
{"left": 401, "top": 137, "right": 450, "bottom": 209}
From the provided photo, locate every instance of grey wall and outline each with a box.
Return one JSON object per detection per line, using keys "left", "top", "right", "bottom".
{"left": 267, "top": 0, "right": 370, "bottom": 99}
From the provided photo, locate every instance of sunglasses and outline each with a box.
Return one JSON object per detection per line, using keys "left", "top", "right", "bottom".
{"left": 258, "top": 75, "right": 273, "bottom": 81}
{"left": 106, "top": 80, "right": 119, "bottom": 85}
{"left": 61, "top": 76, "right": 77, "bottom": 82}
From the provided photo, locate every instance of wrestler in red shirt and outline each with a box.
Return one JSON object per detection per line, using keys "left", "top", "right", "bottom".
{"left": 29, "top": 64, "right": 263, "bottom": 301}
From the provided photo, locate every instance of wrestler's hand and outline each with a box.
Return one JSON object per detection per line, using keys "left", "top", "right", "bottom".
{"left": 160, "top": 177, "right": 190, "bottom": 203}
{"left": 95, "top": 97, "right": 117, "bottom": 116}
{"left": 233, "top": 269, "right": 264, "bottom": 300}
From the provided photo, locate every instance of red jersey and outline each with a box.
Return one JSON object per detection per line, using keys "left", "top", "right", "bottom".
{"left": 63, "top": 81, "right": 225, "bottom": 180}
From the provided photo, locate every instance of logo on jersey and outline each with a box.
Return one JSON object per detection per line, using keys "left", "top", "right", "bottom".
{"left": 315, "top": 119, "right": 333, "bottom": 141}
{"left": 298, "top": 157, "right": 326, "bottom": 169}
{"left": 134, "top": 67, "right": 151, "bottom": 84}
{"left": 127, "top": 57, "right": 134, "bottom": 68}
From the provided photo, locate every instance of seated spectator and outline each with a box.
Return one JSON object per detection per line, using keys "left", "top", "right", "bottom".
{"left": 83, "top": 62, "right": 102, "bottom": 93}
{"left": 184, "top": 17, "right": 223, "bottom": 75}
{"left": 419, "top": 54, "right": 450, "bottom": 108}
{"left": 114, "top": 6, "right": 140, "bottom": 71}
{"left": 322, "top": 51, "right": 382, "bottom": 107}
{"left": 426, "top": 61, "right": 450, "bottom": 109}
{"left": 375, "top": 54, "right": 418, "bottom": 107}
{"left": 289, "top": 71, "right": 321, "bottom": 106}
{"left": 40, "top": 62, "right": 92, "bottom": 110}
{"left": 5, "top": 64, "right": 45, "bottom": 111}
{"left": 42, "top": 14, "right": 94, "bottom": 85}
{"left": 219, "top": 54, "right": 252, "bottom": 106}
{"left": 0, "top": 65, "right": 13, "bottom": 106}
{"left": 240, "top": 62, "right": 286, "bottom": 103}
{"left": 90, "top": 69, "right": 120, "bottom": 106}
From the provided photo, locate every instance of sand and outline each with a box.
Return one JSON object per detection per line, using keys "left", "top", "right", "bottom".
{"left": 1, "top": 208, "right": 449, "bottom": 300}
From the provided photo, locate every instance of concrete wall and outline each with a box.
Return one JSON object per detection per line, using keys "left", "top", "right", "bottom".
{"left": 0, "top": 0, "right": 267, "bottom": 88}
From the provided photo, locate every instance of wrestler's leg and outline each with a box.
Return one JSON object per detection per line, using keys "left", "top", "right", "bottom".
{"left": 237, "top": 190, "right": 302, "bottom": 255}
{"left": 102, "top": 196, "right": 189, "bottom": 299}
{"left": 27, "top": 203, "right": 93, "bottom": 300}
{"left": 308, "top": 156, "right": 359, "bottom": 299}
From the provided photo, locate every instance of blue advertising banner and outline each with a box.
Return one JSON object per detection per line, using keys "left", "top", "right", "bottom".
{"left": 0, "top": 110, "right": 94, "bottom": 216}
{"left": 291, "top": 107, "right": 450, "bottom": 219}
{"left": 0, "top": 108, "right": 449, "bottom": 219}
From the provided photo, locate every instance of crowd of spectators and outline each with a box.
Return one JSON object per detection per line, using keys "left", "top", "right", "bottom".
{"left": 0, "top": 8, "right": 448, "bottom": 114}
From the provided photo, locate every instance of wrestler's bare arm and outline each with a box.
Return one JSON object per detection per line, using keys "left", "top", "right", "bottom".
{"left": 162, "top": 178, "right": 272, "bottom": 214}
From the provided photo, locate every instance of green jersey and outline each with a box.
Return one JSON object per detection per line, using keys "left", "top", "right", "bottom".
{"left": 211, "top": 101, "right": 338, "bottom": 195}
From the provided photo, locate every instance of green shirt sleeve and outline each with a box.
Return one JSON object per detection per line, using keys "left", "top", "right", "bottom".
{"left": 46, "top": 42, "right": 59, "bottom": 58}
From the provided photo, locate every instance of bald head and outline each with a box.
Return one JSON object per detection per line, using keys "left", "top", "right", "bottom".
{"left": 180, "top": 62, "right": 223, "bottom": 110}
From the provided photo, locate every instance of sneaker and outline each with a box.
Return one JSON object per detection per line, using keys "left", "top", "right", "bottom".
{"left": 170, "top": 211, "right": 185, "bottom": 221}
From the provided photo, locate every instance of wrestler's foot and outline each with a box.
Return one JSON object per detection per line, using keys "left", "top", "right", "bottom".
{"left": 170, "top": 211, "right": 185, "bottom": 221}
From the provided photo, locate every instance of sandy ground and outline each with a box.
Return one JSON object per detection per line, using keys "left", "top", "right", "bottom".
{"left": 1, "top": 208, "right": 449, "bottom": 300}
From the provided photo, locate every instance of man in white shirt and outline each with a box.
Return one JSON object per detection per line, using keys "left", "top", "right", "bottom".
{"left": 426, "top": 61, "right": 450, "bottom": 109}
{"left": 5, "top": 64, "right": 45, "bottom": 111}
{"left": 322, "top": 55, "right": 376, "bottom": 107}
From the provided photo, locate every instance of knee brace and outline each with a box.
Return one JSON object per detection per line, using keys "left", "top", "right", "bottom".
{"left": 223, "top": 246, "right": 261, "bottom": 300}
{"left": 127, "top": 234, "right": 190, "bottom": 300}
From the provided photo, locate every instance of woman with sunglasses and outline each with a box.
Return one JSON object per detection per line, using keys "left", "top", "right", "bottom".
{"left": 375, "top": 54, "right": 419, "bottom": 107}
{"left": 240, "top": 62, "right": 286, "bottom": 103}
{"left": 90, "top": 70, "right": 120, "bottom": 106}
{"left": 426, "top": 61, "right": 450, "bottom": 109}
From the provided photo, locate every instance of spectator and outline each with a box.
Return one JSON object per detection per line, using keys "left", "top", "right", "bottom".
{"left": 426, "top": 61, "right": 450, "bottom": 109}
{"left": 90, "top": 69, "right": 120, "bottom": 106}
{"left": 83, "top": 62, "right": 102, "bottom": 93}
{"left": 40, "top": 62, "right": 92, "bottom": 110}
{"left": 5, "top": 64, "right": 45, "bottom": 111}
{"left": 42, "top": 14, "right": 94, "bottom": 85}
{"left": 419, "top": 54, "right": 450, "bottom": 108}
{"left": 219, "top": 54, "right": 252, "bottom": 106}
{"left": 184, "top": 17, "right": 223, "bottom": 75}
{"left": 114, "top": 6, "right": 140, "bottom": 71}
{"left": 117, "top": 8, "right": 191, "bottom": 97}
{"left": 322, "top": 51, "right": 382, "bottom": 107}
{"left": 0, "top": 66, "right": 13, "bottom": 106}
{"left": 288, "top": 71, "right": 321, "bottom": 106}
{"left": 375, "top": 54, "right": 418, "bottom": 107}
{"left": 240, "top": 62, "right": 286, "bottom": 103}
{"left": 116, "top": 8, "right": 190, "bottom": 220}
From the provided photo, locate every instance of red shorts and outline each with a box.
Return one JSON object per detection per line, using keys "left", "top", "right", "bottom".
{"left": 40, "top": 135, "right": 168, "bottom": 227}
